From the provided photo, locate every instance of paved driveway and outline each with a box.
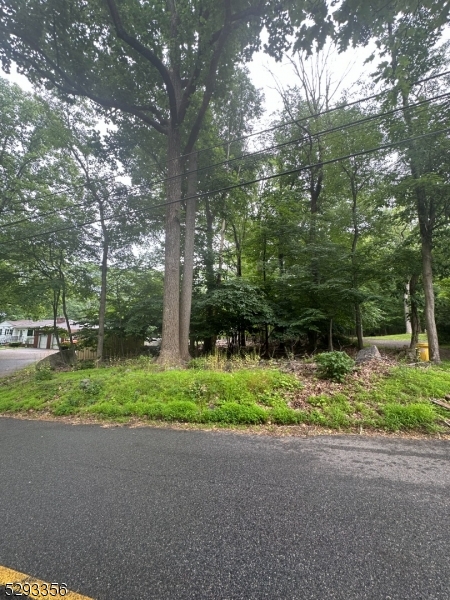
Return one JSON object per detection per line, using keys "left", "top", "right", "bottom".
{"left": 0, "top": 348, "right": 57, "bottom": 376}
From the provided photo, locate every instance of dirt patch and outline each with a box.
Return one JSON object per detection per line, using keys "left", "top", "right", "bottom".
{"left": 1, "top": 411, "right": 449, "bottom": 441}
{"left": 284, "top": 355, "right": 399, "bottom": 408}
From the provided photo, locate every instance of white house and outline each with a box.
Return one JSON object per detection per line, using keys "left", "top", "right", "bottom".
{"left": 0, "top": 319, "right": 80, "bottom": 349}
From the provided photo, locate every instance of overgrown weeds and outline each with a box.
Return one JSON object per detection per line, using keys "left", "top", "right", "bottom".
{"left": 0, "top": 353, "right": 449, "bottom": 434}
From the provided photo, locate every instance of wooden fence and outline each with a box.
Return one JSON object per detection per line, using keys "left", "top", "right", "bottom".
{"left": 75, "top": 348, "right": 97, "bottom": 361}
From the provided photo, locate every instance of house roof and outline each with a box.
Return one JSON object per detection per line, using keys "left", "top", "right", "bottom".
{"left": 5, "top": 319, "right": 82, "bottom": 332}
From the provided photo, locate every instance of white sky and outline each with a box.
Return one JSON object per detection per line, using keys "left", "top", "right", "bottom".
{"left": 247, "top": 41, "right": 377, "bottom": 126}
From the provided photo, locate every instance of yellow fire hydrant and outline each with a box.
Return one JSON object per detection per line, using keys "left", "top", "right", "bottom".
{"left": 416, "top": 342, "right": 429, "bottom": 362}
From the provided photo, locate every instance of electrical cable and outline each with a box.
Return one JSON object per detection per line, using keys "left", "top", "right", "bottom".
{"left": 2, "top": 90, "right": 449, "bottom": 229}
{"left": 1, "top": 124, "right": 448, "bottom": 247}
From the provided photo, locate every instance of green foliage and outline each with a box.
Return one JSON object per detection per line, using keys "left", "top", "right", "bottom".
{"left": 316, "top": 351, "right": 355, "bottom": 382}
{"left": 79, "top": 378, "right": 103, "bottom": 397}
{"left": 74, "top": 360, "right": 95, "bottom": 370}
{"left": 0, "top": 357, "right": 449, "bottom": 433}
{"left": 212, "top": 402, "right": 268, "bottom": 424}
{"left": 382, "top": 403, "right": 437, "bottom": 431}
{"left": 193, "top": 279, "right": 273, "bottom": 339}
{"left": 34, "top": 367, "right": 53, "bottom": 381}
{"left": 270, "top": 406, "right": 301, "bottom": 424}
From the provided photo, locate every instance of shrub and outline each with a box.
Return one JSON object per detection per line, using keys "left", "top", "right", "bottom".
{"left": 74, "top": 360, "right": 95, "bottom": 370}
{"left": 79, "top": 378, "right": 103, "bottom": 396}
{"left": 161, "top": 400, "right": 200, "bottom": 422}
{"left": 270, "top": 406, "right": 299, "bottom": 424}
{"left": 35, "top": 367, "right": 53, "bottom": 381}
{"left": 316, "top": 351, "right": 355, "bottom": 383}
{"left": 214, "top": 402, "right": 268, "bottom": 424}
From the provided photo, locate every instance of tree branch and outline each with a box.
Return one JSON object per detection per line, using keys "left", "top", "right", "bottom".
{"left": 105, "top": 0, "right": 178, "bottom": 124}
{"left": 10, "top": 38, "right": 168, "bottom": 134}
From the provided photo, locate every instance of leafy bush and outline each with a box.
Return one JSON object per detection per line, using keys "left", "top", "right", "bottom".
{"left": 213, "top": 402, "right": 268, "bottom": 424}
{"left": 35, "top": 367, "right": 53, "bottom": 381}
{"left": 316, "top": 351, "right": 355, "bottom": 383}
{"left": 79, "top": 378, "right": 103, "bottom": 396}
{"left": 8, "top": 342, "right": 22, "bottom": 348}
{"left": 270, "top": 406, "right": 300, "bottom": 424}
{"left": 74, "top": 360, "right": 95, "bottom": 370}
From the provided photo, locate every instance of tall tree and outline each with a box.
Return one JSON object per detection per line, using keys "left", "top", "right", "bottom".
{"left": 0, "top": 0, "right": 330, "bottom": 364}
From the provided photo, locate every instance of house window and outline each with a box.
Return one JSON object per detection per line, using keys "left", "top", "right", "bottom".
{"left": 0, "top": 329, "right": 2, "bottom": 335}
{"left": 27, "top": 329, "right": 33, "bottom": 336}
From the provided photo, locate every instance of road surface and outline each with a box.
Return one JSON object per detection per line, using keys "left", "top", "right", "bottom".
{"left": 0, "top": 419, "right": 449, "bottom": 599}
{"left": 0, "top": 348, "right": 57, "bottom": 376}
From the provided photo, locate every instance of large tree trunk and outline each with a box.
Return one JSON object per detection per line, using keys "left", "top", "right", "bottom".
{"left": 202, "top": 197, "right": 216, "bottom": 354}
{"left": 158, "top": 126, "right": 183, "bottom": 365}
{"left": 97, "top": 230, "right": 109, "bottom": 361}
{"left": 179, "top": 151, "right": 198, "bottom": 362}
{"left": 397, "top": 80, "right": 440, "bottom": 362}
{"left": 421, "top": 236, "right": 440, "bottom": 362}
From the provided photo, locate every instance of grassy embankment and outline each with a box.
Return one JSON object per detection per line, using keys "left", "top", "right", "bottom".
{"left": 364, "top": 334, "right": 428, "bottom": 342}
{"left": 1, "top": 353, "right": 450, "bottom": 433}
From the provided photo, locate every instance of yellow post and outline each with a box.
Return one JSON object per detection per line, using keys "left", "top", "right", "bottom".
{"left": 416, "top": 342, "right": 429, "bottom": 362}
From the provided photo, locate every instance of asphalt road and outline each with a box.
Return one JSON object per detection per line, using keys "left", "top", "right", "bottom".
{"left": 0, "top": 419, "right": 449, "bottom": 600}
{"left": 0, "top": 348, "right": 57, "bottom": 376}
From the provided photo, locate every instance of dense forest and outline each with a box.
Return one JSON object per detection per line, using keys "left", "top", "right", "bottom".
{"left": 0, "top": 0, "right": 449, "bottom": 364}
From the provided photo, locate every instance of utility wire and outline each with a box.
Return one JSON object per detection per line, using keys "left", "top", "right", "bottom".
{"left": 2, "top": 90, "right": 449, "bottom": 230}
{"left": 1, "top": 65, "right": 448, "bottom": 226}
{"left": 177, "top": 68, "right": 450, "bottom": 163}
{"left": 1, "top": 125, "right": 448, "bottom": 247}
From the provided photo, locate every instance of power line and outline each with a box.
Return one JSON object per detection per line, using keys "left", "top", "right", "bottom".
{"left": 2, "top": 90, "right": 449, "bottom": 230}
{"left": 1, "top": 125, "right": 448, "bottom": 247}
{"left": 179, "top": 68, "right": 450, "bottom": 163}
{"left": 0, "top": 172, "right": 123, "bottom": 216}
{"left": 2, "top": 66, "right": 448, "bottom": 223}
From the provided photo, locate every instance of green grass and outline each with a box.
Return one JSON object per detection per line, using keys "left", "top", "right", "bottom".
{"left": 0, "top": 361, "right": 302, "bottom": 425}
{"left": 293, "top": 362, "right": 450, "bottom": 432}
{"left": 364, "top": 333, "right": 427, "bottom": 342}
{"left": 0, "top": 356, "right": 449, "bottom": 433}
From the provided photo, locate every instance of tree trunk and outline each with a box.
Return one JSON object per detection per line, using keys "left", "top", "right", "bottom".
{"left": 349, "top": 177, "right": 364, "bottom": 351}
{"left": 355, "top": 303, "right": 364, "bottom": 351}
{"left": 409, "top": 274, "right": 420, "bottom": 350}
{"left": 421, "top": 236, "right": 440, "bottom": 362}
{"left": 404, "top": 281, "right": 412, "bottom": 334}
{"left": 397, "top": 82, "right": 440, "bottom": 362}
{"left": 328, "top": 318, "right": 333, "bottom": 352}
{"left": 204, "top": 197, "right": 215, "bottom": 288}
{"left": 158, "top": 126, "right": 183, "bottom": 365}
{"left": 179, "top": 151, "right": 198, "bottom": 362}
{"left": 61, "top": 282, "right": 73, "bottom": 346}
{"left": 97, "top": 229, "right": 109, "bottom": 361}
{"left": 52, "top": 289, "right": 62, "bottom": 353}
{"left": 231, "top": 222, "right": 242, "bottom": 277}
{"left": 202, "top": 197, "right": 216, "bottom": 354}
{"left": 217, "top": 218, "right": 226, "bottom": 284}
